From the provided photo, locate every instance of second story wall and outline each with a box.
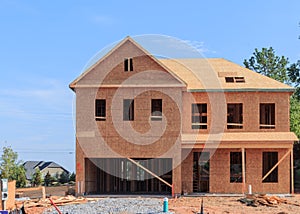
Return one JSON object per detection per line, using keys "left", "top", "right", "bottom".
{"left": 182, "top": 91, "right": 291, "bottom": 134}
{"left": 74, "top": 37, "right": 186, "bottom": 158}
{"left": 76, "top": 87, "right": 182, "bottom": 158}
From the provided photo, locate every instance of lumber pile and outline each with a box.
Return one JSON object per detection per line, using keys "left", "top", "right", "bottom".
{"left": 238, "top": 194, "right": 300, "bottom": 207}
{"left": 14, "top": 195, "right": 90, "bottom": 211}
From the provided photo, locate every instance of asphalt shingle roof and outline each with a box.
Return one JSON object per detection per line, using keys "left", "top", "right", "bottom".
{"left": 23, "top": 161, "right": 68, "bottom": 180}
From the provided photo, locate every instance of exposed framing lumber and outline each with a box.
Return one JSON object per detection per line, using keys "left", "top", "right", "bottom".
{"left": 291, "top": 150, "right": 294, "bottom": 194}
{"left": 182, "top": 143, "right": 292, "bottom": 149}
{"left": 262, "top": 149, "right": 291, "bottom": 182}
{"left": 127, "top": 158, "right": 172, "bottom": 188}
{"left": 242, "top": 147, "right": 246, "bottom": 193}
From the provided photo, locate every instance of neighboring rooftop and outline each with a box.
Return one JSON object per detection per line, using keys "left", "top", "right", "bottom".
{"left": 23, "top": 161, "right": 69, "bottom": 180}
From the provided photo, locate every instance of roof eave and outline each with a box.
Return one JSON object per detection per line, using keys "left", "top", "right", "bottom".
{"left": 188, "top": 88, "right": 295, "bottom": 93}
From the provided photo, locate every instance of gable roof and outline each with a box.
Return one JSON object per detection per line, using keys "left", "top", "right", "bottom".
{"left": 69, "top": 36, "right": 294, "bottom": 93}
{"left": 38, "top": 161, "right": 66, "bottom": 171}
{"left": 23, "top": 161, "right": 69, "bottom": 180}
{"left": 23, "top": 161, "right": 44, "bottom": 180}
{"left": 69, "top": 36, "right": 186, "bottom": 90}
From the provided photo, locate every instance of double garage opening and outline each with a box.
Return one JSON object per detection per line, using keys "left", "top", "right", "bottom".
{"left": 85, "top": 158, "right": 172, "bottom": 194}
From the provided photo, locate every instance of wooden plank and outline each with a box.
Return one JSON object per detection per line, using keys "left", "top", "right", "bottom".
{"left": 182, "top": 143, "right": 293, "bottom": 149}
{"left": 291, "top": 150, "right": 294, "bottom": 194}
{"left": 127, "top": 158, "right": 172, "bottom": 188}
{"left": 242, "top": 147, "right": 246, "bottom": 194}
{"left": 42, "top": 186, "right": 46, "bottom": 200}
{"left": 16, "top": 186, "right": 43, "bottom": 192}
{"left": 262, "top": 149, "right": 291, "bottom": 182}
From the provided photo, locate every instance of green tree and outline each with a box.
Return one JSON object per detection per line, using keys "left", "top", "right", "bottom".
{"left": 14, "top": 165, "right": 26, "bottom": 188}
{"left": 44, "top": 171, "right": 52, "bottom": 186}
{"left": 32, "top": 168, "right": 42, "bottom": 186}
{"left": 290, "top": 97, "right": 300, "bottom": 138}
{"left": 0, "top": 147, "right": 27, "bottom": 187}
{"left": 69, "top": 172, "right": 75, "bottom": 182}
{"left": 288, "top": 60, "right": 300, "bottom": 101}
{"left": 0, "top": 147, "right": 19, "bottom": 179}
{"left": 58, "top": 171, "right": 69, "bottom": 184}
{"left": 244, "top": 47, "right": 289, "bottom": 83}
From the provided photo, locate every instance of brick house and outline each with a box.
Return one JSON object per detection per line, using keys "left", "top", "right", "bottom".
{"left": 70, "top": 36, "right": 298, "bottom": 195}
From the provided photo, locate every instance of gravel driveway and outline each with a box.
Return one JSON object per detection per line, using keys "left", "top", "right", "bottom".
{"left": 43, "top": 198, "right": 174, "bottom": 214}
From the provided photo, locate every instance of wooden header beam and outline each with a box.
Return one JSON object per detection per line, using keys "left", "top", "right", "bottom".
{"left": 182, "top": 143, "right": 293, "bottom": 149}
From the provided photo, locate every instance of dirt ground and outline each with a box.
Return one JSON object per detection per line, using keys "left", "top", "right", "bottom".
{"left": 168, "top": 195, "right": 300, "bottom": 214}
{"left": 19, "top": 194, "right": 300, "bottom": 214}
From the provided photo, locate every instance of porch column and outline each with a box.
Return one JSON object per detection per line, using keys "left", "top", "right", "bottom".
{"left": 242, "top": 147, "right": 246, "bottom": 194}
{"left": 291, "top": 149, "right": 294, "bottom": 194}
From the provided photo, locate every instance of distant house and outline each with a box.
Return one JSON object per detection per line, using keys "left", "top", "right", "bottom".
{"left": 23, "top": 161, "right": 69, "bottom": 185}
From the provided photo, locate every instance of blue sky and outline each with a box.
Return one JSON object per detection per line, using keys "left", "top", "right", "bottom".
{"left": 0, "top": 0, "right": 299, "bottom": 172}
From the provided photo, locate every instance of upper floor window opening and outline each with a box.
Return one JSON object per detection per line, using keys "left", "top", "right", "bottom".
{"left": 124, "top": 58, "right": 133, "bottom": 72}
{"left": 151, "top": 99, "right": 162, "bottom": 121}
{"left": 123, "top": 99, "right": 134, "bottom": 121}
{"left": 95, "top": 99, "right": 106, "bottom": 121}
{"left": 191, "top": 103, "right": 207, "bottom": 129}
{"left": 260, "top": 103, "right": 275, "bottom": 129}
{"left": 227, "top": 103, "right": 243, "bottom": 129}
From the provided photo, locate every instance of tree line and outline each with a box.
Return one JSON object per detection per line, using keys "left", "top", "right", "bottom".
{"left": 0, "top": 147, "right": 75, "bottom": 188}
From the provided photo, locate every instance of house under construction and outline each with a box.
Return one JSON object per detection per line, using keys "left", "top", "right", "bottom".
{"left": 70, "top": 36, "right": 298, "bottom": 195}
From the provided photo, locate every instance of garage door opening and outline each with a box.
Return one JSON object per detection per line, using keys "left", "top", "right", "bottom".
{"left": 85, "top": 158, "right": 172, "bottom": 194}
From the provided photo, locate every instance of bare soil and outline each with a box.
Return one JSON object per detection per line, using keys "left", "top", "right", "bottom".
{"left": 168, "top": 195, "right": 300, "bottom": 214}
{"left": 15, "top": 193, "right": 300, "bottom": 214}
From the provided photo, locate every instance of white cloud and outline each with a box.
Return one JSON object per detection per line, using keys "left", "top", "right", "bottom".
{"left": 183, "top": 40, "right": 206, "bottom": 53}
{"left": 183, "top": 40, "right": 216, "bottom": 55}
{"left": 134, "top": 35, "right": 216, "bottom": 59}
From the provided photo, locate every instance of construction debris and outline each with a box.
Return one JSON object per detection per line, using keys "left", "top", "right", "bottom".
{"left": 238, "top": 194, "right": 300, "bottom": 207}
{"left": 13, "top": 195, "right": 93, "bottom": 214}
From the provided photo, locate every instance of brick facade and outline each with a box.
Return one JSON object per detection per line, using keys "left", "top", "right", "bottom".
{"left": 71, "top": 37, "right": 296, "bottom": 195}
